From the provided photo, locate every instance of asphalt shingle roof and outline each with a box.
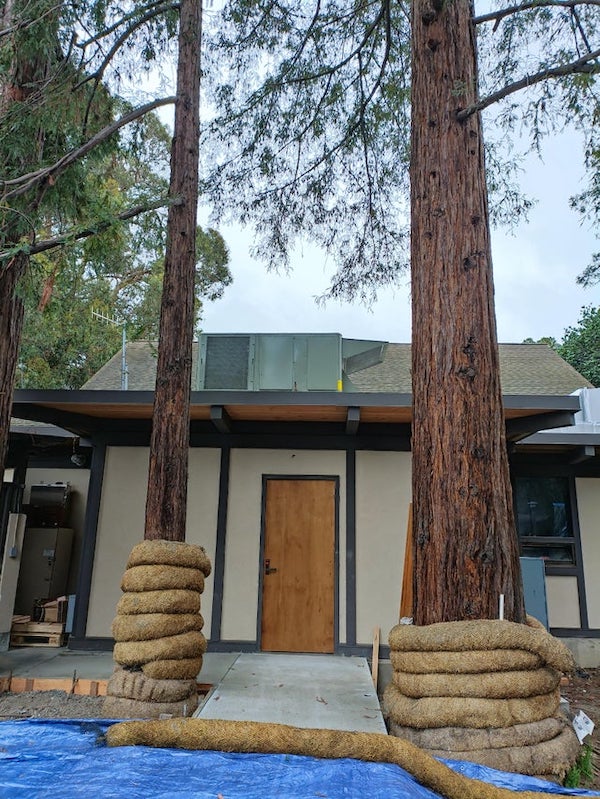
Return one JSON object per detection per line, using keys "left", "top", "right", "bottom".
{"left": 81, "top": 339, "right": 592, "bottom": 395}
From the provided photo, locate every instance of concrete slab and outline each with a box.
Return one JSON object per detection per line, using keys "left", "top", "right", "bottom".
{"left": 196, "top": 653, "right": 387, "bottom": 734}
{"left": 0, "top": 648, "right": 116, "bottom": 679}
{"left": 0, "top": 649, "right": 235, "bottom": 685}
{"left": 0, "top": 649, "right": 386, "bottom": 734}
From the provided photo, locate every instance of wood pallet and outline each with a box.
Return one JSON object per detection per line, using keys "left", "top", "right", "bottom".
{"left": 10, "top": 631, "right": 66, "bottom": 648}
{"left": 10, "top": 619, "right": 66, "bottom": 649}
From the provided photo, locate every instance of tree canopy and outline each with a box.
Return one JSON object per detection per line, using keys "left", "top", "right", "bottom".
{"left": 559, "top": 306, "right": 600, "bottom": 387}
{"left": 0, "top": 0, "right": 221, "bottom": 476}
{"left": 528, "top": 306, "right": 600, "bottom": 386}
{"left": 199, "top": 0, "right": 599, "bottom": 301}
{"left": 16, "top": 110, "right": 231, "bottom": 390}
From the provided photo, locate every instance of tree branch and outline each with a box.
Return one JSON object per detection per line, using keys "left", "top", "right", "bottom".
{"left": 0, "top": 197, "right": 176, "bottom": 267}
{"left": 1, "top": 97, "right": 176, "bottom": 201}
{"left": 456, "top": 48, "right": 600, "bottom": 120}
{"left": 473, "top": 0, "right": 600, "bottom": 27}
{"left": 75, "top": 3, "right": 179, "bottom": 133}
{"left": 0, "top": 2, "right": 63, "bottom": 39}
{"left": 75, "top": 0, "right": 178, "bottom": 48}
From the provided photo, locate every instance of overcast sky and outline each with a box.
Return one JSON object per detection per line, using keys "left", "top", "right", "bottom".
{"left": 199, "top": 131, "right": 599, "bottom": 345}
{"left": 143, "top": 10, "right": 599, "bottom": 348}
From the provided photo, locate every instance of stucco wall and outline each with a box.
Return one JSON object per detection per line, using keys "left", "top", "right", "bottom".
{"left": 546, "top": 575, "right": 580, "bottom": 628}
{"left": 86, "top": 447, "right": 220, "bottom": 638}
{"left": 577, "top": 477, "right": 600, "bottom": 629}
{"left": 221, "top": 449, "right": 346, "bottom": 643}
{"left": 355, "top": 451, "right": 411, "bottom": 646}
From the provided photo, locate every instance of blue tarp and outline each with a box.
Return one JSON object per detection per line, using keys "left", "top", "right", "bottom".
{"left": 0, "top": 719, "right": 598, "bottom": 798}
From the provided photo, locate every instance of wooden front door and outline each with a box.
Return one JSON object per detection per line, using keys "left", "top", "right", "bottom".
{"left": 260, "top": 478, "right": 336, "bottom": 653}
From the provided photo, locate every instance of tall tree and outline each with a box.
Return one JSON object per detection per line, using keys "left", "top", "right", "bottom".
{"left": 409, "top": 0, "right": 524, "bottom": 623}
{"left": 0, "top": 0, "right": 177, "bottom": 473}
{"left": 143, "top": 0, "right": 202, "bottom": 541}
{"left": 200, "top": 0, "right": 599, "bottom": 623}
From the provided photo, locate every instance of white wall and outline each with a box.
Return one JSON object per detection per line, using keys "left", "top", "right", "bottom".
{"left": 355, "top": 451, "right": 412, "bottom": 647}
{"left": 577, "top": 477, "right": 600, "bottom": 629}
{"left": 86, "top": 447, "right": 220, "bottom": 638}
{"left": 0, "top": 514, "right": 26, "bottom": 646}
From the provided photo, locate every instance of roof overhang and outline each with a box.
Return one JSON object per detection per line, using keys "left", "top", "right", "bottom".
{"left": 11, "top": 389, "right": 582, "bottom": 440}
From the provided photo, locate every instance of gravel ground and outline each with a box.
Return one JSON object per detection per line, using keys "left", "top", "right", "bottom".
{"left": 0, "top": 689, "right": 107, "bottom": 719}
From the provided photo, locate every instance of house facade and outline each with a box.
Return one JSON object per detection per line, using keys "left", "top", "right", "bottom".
{"left": 6, "top": 335, "right": 600, "bottom": 664}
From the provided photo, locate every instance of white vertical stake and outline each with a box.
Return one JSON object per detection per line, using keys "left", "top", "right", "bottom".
{"left": 499, "top": 594, "right": 505, "bottom": 620}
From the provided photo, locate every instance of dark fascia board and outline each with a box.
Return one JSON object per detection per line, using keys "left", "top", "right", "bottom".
{"left": 505, "top": 411, "right": 576, "bottom": 442}
{"left": 519, "top": 431, "right": 600, "bottom": 446}
{"left": 13, "top": 389, "right": 581, "bottom": 410}
{"left": 13, "top": 389, "right": 155, "bottom": 406}
{"left": 9, "top": 422, "right": 72, "bottom": 438}
{"left": 501, "top": 395, "right": 581, "bottom": 412}
{"left": 10, "top": 402, "right": 103, "bottom": 436}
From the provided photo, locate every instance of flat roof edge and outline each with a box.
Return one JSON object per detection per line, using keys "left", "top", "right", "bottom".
{"left": 12, "top": 389, "right": 581, "bottom": 412}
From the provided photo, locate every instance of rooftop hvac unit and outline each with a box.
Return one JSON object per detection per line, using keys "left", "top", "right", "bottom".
{"left": 197, "top": 333, "right": 342, "bottom": 391}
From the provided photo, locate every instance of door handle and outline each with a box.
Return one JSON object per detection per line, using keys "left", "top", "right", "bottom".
{"left": 264, "top": 559, "right": 278, "bottom": 575}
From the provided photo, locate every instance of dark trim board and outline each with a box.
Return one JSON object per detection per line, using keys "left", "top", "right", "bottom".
{"left": 337, "top": 643, "right": 391, "bottom": 660}
{"left": 552, "top": 628, "right": 600, "bottom": 638}
{"left": 68, "top": 636, "right": 114, "bottom": 652}
{"left": 206, "top": 640, "right": 259, "bottom": 653}
{"left": 209, "top": 446, "right": 230, "bottom": 642}
{"left": 345, "top": 450, "right": 357, "bottom": 647}
{"left": 71, "top": 442, "right": 106, "bottom": 641}
{"left": 569, "top": 473, "right": 590, "bottom": 630}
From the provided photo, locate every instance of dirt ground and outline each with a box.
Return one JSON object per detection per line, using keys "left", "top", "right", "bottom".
{"left": 560, "top": 667, "right": 600, "bottom": 789}
{"left": 0, "top": 668, "right": 599, "bottom": 790}
{"left": 0, "top": 688, "right": 106, "bottom": 719}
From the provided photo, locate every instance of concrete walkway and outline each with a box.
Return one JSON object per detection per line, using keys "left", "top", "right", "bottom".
{"left": 197, "top": 653, "right": 387, "bottom": 734}
{"left": 0, "top": 647, "right": 235, "bottom": 686}
{"left": 0, "top": 648, "right": 387, "bottom": 733}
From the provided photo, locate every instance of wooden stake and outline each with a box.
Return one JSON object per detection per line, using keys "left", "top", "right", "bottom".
{"left": 371, "top": 626, "right": 380, "bottom": 689}
{"left": 399, "top": 503, "right": 414, "bottom": 620}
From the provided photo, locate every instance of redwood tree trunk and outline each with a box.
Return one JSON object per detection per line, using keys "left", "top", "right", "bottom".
{"left": 410, "top": 0, "right": 526, "bottom": 624}
{"left": 144, "top": 0, "right": 201, "bottom": 541}
{"left": 0, "top": 254, "right": 27, "bottom": 474}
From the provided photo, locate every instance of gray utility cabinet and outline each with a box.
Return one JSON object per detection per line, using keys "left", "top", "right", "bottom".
{"left": 14, "top": 527, "right": 73, "bottom": 617}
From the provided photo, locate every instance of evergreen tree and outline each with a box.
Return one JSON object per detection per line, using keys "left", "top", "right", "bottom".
{"left": 558, "top": 306, "right": 600, "bottom": 387}
{"left": 1, "top": 0, "right": 187, "bottom": 473}
{"left": 16, "top": 112, "right": 231, "bottom": 389}
{"left": 200, "top": 0, "right": 599, "bottom": 623}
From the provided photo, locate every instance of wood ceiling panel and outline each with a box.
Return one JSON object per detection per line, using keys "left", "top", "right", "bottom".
{"left": 228, "top": 405, "right": 348, "bottom": 422}
{"left": 32, "top": 400, "right": 565, "bottom": 425}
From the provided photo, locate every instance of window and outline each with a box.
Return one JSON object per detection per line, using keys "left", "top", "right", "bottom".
{"left": 515, "top": 477, "right": 575, "bottom": 565}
